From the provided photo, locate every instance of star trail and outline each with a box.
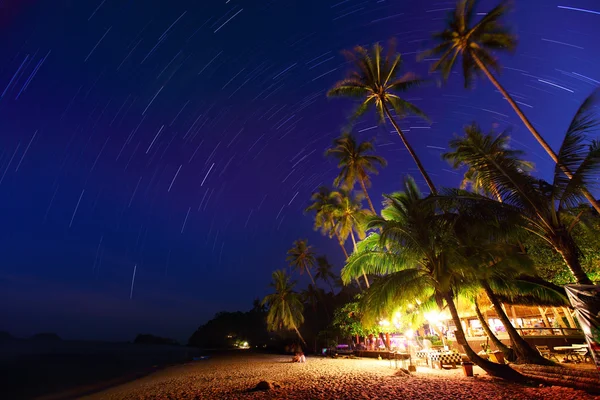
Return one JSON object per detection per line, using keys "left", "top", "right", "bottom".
{"left": 0, "top": 0, "right": 599, "bottom": 341}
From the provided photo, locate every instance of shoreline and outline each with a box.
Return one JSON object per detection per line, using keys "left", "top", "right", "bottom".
{"left": 80, "top": 352, "right": 596, "bottom": 399}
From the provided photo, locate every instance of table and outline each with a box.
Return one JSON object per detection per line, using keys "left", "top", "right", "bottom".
{"left": 416, "top": 350, "right": 462, "bottom": 369}
{"left": 554, "top": 345, "right": 590, "bottom": 363}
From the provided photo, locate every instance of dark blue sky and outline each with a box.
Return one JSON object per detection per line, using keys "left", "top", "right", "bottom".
{"left": 0, "top": 0, "right": 598, "bottom": 342}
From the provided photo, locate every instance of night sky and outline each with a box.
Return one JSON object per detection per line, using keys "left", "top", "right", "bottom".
{"left": 1, "top": 0, "right": 599, "bottom": 342}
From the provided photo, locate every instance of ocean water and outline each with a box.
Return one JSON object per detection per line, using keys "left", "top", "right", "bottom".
{"left": 0, "top": 338, "right": 203, "bottom": 399}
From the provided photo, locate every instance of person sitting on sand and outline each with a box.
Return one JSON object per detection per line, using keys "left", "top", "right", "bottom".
{"left": 292, "top": 351, "right": 306, "bottom": 363}
{"left": 298, "top": 351, "right": 306, "bottom": 363}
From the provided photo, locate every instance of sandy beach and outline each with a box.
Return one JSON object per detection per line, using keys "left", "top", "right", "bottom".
{"left": 82, "top": 352, "right": 596, "bottom": 400}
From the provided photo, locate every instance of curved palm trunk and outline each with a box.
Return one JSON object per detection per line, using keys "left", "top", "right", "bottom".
{"left": 293, "top": 325, "right": 307, "bottom": 348}
{"left": 333, "top": 228, "right": 362, "bottom": 290}
{"left": 472, "top": 54, "right": 600, "bottom": 215}
{"left": 306, "top": 268, "right": 317, "bottom": 287}
{"left": 350, "top": 231, "right": 370, "bottom": 288}
{"left": 474, "top": 299, "right": 516, "bottom": 362}
{"left": 382, "top": 102, "right": 437, "bottom": 195}
{"left": 442, "top": 291, "right": 525, "bottom": 381}
{"left": 481, "top": 281, "right": 554, "bottom": 365}
{"left": 359, "top": 177, "right": 376, "bottom": 214}
{"left": 554, "top": 237, "right": 593, "bottom": 285}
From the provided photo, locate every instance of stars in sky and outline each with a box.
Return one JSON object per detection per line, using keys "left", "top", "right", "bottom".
{"left": 0, "top": 0, "right": 598, "bottom": 341}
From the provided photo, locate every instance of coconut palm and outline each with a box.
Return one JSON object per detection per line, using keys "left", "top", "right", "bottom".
{"left": 341, "top": 177, "right": 526, "bottom": 380}
{"left": 422, "top": 0, "right": 600, "bottom": 213}
{"left": 315, "top": 256, "right": 336, "bottom": 293}
{"left": 262, "top": 269, "right": 306, "bottom": 346}
{"left": 443, "top": 124, "right": 534, "bottom": 202}
{"left": 472, "top": 297, "right": 516, "bottom": 361}
{"left": 305, "top": 187, "right": 350, "bottom": 259}
{"left": 443, "top": 104, "right": 600, "bottom": 285}
{"left": 300, "top": 284, "right": 323, "bottom": 312}
{"left": 328, "top": 41, "right": 437, "bottom": 194}
{"left": 326, "top": 133, "right": 387, "bottom": 213}
{"left": 287, "top": 239, "right": 317, "bottom": 286}
{"left": 332, "top": 189, "right": 371, "bottom": 287}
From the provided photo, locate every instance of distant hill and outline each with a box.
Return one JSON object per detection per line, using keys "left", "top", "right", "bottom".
{"left": 133, "top": 334, "right": 179, "bottom": 346}
{"left": 0, "top": 331, "right": 14, "bottom": 340}
{"left": 30, "top": 333, "right": 62, "bottom": 341}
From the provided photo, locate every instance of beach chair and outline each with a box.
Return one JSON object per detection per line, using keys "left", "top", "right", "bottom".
{"left": 535, "top": 345, "right": 559, "bottom": 362}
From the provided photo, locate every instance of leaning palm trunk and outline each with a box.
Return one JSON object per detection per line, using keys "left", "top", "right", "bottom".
{"left": 474, "top": 299, "right": 516, "bottom": 362}
{"left": 553, "top": 236, "right": 593, "bottom": 285}
{"left": 382, "top": 103, "right": 437, "bottom": 195}
{"left": 443, "top": 291, "right": 525, "bottom": 381}
{"left": 358, "top": 177, "right": 376, "bottom": 214}
{"left": 294, "top": 326, "right": 307, "bottom": 348}
{"left": 471, "top": 53, "right": 600, "bottom": 215}
{"left": 481, "top": 281, "right": 554, "bottom": 366}
{"left": 350, "top": 231, "right": 370, "bottom": 288}
{"left": 333, "top": 228, "right": 362, "bottom": 290}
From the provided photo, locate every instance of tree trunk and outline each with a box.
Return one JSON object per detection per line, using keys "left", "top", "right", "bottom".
{"left": 472, "top": 53, "right": 600, "bottom": 215}
{"left": 359, "top": 177, "right": 376, "bottom": 214}
{"left": 350, "top": 231, "right": 370, "bottom": 288}
{"left": 481, "top": 281, "right": 554, "bottom": 365}
{"left": 474, "top": 299, "right": 516, "bottom": 362}
{"left": 382, "top": 102, "right": 437, "bottom": 195}
{"left": 443, "top": 291, "right": 526, "bottom": 381}
{"left": 306, "top": 268, "right": 317, "bottom": 287}
{"left": 555, "top": 239, "right": 593, "bottom": 285}
{"left": 294, "top": 326, "right": 307, "bottom": 348}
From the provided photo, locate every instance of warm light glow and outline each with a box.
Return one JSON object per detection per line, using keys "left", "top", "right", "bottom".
{"left": 405, "top": 329, "right": 414, "bottom": 338}
{"left": 379, "top": 319, "right": 390, "bottom": 326}
{"left": 424, "top": 311, "right": 440, "bottom": 324}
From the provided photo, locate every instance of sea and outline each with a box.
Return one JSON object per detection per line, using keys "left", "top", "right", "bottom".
{"left": 0, "top": 338, "right": 205, "bottom": 399}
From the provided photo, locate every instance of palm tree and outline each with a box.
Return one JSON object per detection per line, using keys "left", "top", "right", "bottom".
{"left": 332, "top": 189, "right": 371, "bottom": 287}
{"left": 262, "top": 269, "right": 306, "bottom": 346}
{"left": 341, "top": 177, "right": 525, "bottom": 380}
{"left": 315, "top": 256, "right": 336, "bottom": 293}
{"left": 443, "top": 106, "right": 600, "bottom": 285}
{"left": 472, "top": 297, "right": 515, "bottom": 361}
{"left": 287, "top": 239, "right": 317, "bottom": 286}
{"left": 300, "top": 284, "right": 322, "bottom": 312}
{"left": 328, "top": 41, "right": 437, "bottom": 194}
{"left": 422, "top": 0, "right": 600, "bottom": 213}
{"left": 443, "top": 124, "right": 534, "bottom": 202}
{"left": 326, "top": 133, "right": 387, "bottom": 213}
{"left": 305, "top": 187, "right": 350, "bottom": 259}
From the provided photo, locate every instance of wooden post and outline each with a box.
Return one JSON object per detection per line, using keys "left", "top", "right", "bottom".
{"left": 562, "top": 307, "right": 577, "bottom": 329}
{"left": 552, "top": 307, "right": 567, "bottom": 329}
{"left": 511, "top": 306, "right": 519, "bottom": 327}
{"left": 538, "top": 307, "right": 551, "bottom": 328}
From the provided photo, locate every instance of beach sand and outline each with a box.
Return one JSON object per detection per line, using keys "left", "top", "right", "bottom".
{"left": 82, "top": 352, "right": 595, "bottom": 399}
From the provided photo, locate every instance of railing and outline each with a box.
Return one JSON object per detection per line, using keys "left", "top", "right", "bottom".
{"left": 513, "top": 327, "right": 584, "bottom": 337}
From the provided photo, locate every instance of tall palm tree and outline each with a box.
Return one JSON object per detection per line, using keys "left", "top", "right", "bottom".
{"left": 341, "top": 177, "right": 525, "bottom": 379}
{"left": 300, "top": 284, "right": 322, "bottom": 312}
{"left": 422, "top": 0, "right": 600, "bottom": 213}
{"left": 332, "top": 189, "right": 371, "bottom": 287}
{"left": 326, "top": 133, "right": 387, "bottom": 213}
{"left": 305, "top": 187, "right": 350, "bottom": 259}
{"left": 287, "top": 239, "right": 317, "bottom": 286}
{"left": 315, "top": 256, "right": 337, "bottom": 293}
{"left": 262, "top": 269, "right": 306, "bottom": 346}
{"left": 472, "top": 297, "right": 515, "bottom": 361}
{"left": 443, "top": 105, "right": 600, "bottom": 285}
{"left": 443, "top": 124, "right": 534, "bottom": 202}
{"left": 328, "top": 41, "right": 437, "bottom": 194}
